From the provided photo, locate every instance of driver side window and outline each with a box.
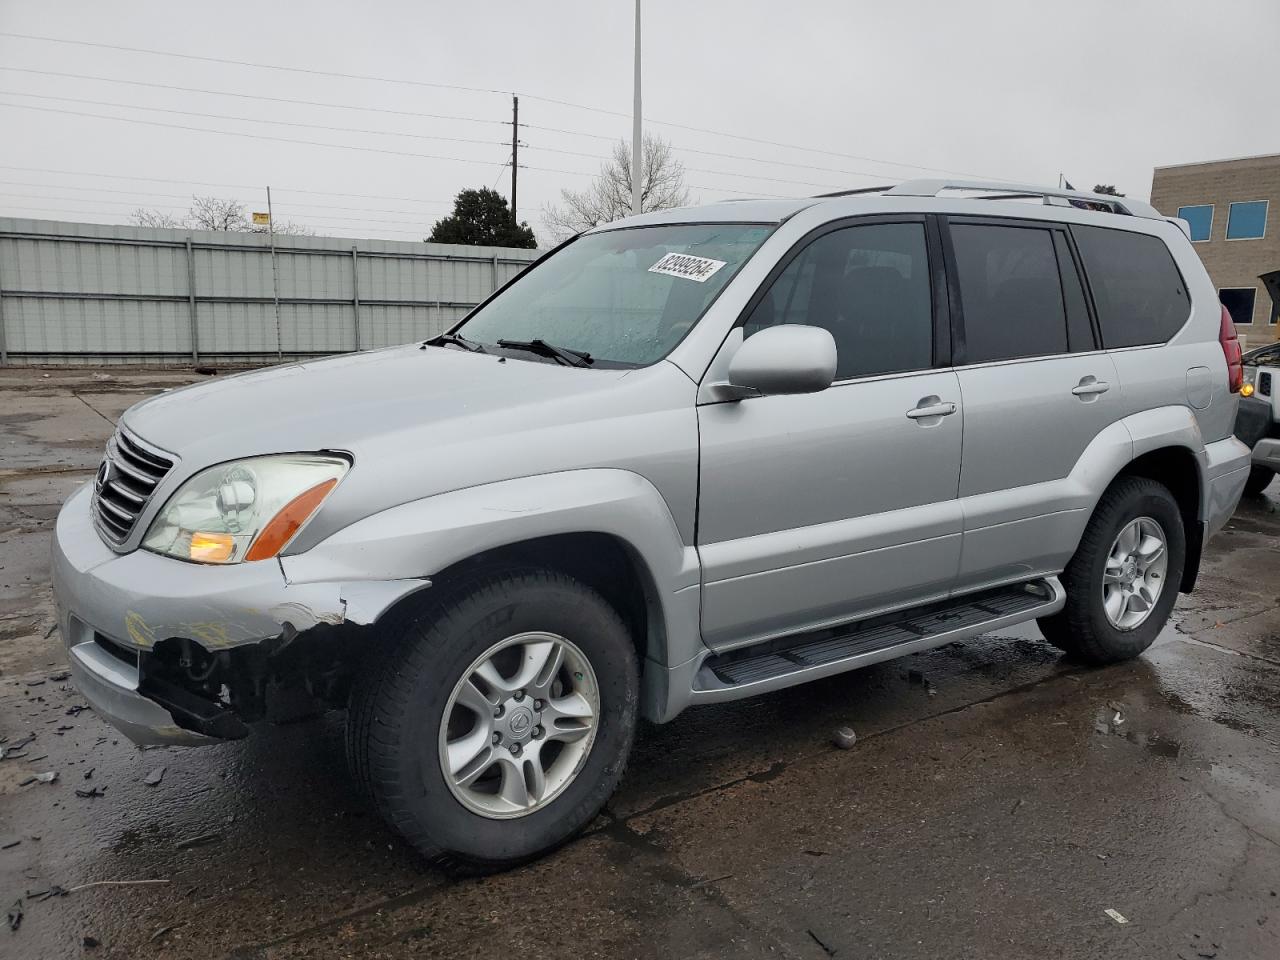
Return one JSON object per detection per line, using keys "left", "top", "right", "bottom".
{"left": 741, "top": 222, "right": 934, "bottom": 380}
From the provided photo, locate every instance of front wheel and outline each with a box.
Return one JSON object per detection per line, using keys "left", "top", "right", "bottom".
{"left": 346, "top": 569, "right": 639, "bottom": 869}
{"left": 1038, "top": 477, "right": 1185, "bottom": 664}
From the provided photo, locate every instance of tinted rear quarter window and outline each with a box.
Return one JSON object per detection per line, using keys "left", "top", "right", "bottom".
{"left": 1072, "top": 225, "right": 1190, "bottom": 348}
{"left": 950, "top": 223, "right": 1068, "bottom": 363}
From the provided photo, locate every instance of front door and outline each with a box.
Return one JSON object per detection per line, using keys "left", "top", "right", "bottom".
{"left": 696, "top": 218, "right": 964, "bottom": 650}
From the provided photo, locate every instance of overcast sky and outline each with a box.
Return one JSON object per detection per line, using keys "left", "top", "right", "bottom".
{"left": 0, "top": 0, "right": 1275, "bottom": 244}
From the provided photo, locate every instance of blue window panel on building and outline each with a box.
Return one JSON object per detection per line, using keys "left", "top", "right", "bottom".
{"left": 1177, "top": 204, "right": 1213, "bottom": 242}
{"left": 1226, "top": 200, "right": 1268, "bottom": 240}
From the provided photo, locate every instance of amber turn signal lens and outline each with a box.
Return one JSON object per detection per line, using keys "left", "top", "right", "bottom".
{"left": 1241, "top": 382, "right": 1255, "bottom": 397}
{"left": 244, "top": 478, "right": 338, "bottom": 562}
{"left": 189, "top": 531, "right": 235, "bottom": 563}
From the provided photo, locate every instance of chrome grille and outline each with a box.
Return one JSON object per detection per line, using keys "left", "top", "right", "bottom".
{"left": 92, "top": 429, "right": 174, "bottom": 544}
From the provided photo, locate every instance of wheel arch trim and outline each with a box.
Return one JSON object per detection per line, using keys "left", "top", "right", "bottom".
{"left": 279, "top": 469, "right": 704, "bottom": 709}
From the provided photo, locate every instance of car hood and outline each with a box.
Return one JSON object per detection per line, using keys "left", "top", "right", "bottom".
{"left": 120, "top": 344, "right": 697, "bottom": 548}
{"left": 124, "top": 344, "right": 634, "bottom": 462}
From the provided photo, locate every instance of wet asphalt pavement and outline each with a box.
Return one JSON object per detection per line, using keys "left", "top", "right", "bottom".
{"left": 1, "top": 367, "right": 1279, "bottom": 959}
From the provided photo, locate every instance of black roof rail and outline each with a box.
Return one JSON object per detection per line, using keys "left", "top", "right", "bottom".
{"left": 812, "top": 185, "right": 898, "bottom": 198}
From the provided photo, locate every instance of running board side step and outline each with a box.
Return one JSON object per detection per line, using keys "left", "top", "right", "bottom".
{"left": 690, "top": 578, "right": 1065, "bottom": 703}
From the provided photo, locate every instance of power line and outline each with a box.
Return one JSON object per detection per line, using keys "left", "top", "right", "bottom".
{"left": 688, "top": 185, "right": 787, "bottom": 199}
{"left": 492, "top": 152, "right": 512, "bottom": 190}
{"left": 3, "top": 102, "right": 816, "bottom": 197}
{"left": 0, "top": 195, "right": 434, "bottom": 228}
{"left": 0, "top": 180, "right": 455, "bottom": 212}
{"left": 0, "top": 190, "right": 251, "bottom": 209}
{"left": 0, "top": 90, "right": 507, "bottom": 148}
{"left": 527, "top": 131, "right": 922, "bottom": 182}
{"left": 0, "top": 165, "right": 784, "bottom": 207}
{"left": 0, "top": 31, "right": 1015, "bottom": 182}
{"left": 0, "top": 202, "right": 432, "bottom": 237}
{"left": 0, "top": 164, "right": 457, "bottom": 205}
{"left": 0, "top": 66, "right": 511, "bottom": 128}
{"left": 0, "top": 101, "right": 523, "bottom": 170}
{"left": 520, "top": 122, "right": 617, "bottom": 143}
{"left": 520, "top": 141, "right": 870, "bottom": 189}
{"left": 0, "top": 187, "right": 450, "bottom": 218}
{"left": 1, "top": 66, "right": 893, "bottom": 185}
{"left": 518, "top": 141, "right": 840, "bottom": 190}
{"left": 2, "top": 82, "right": 907, "bottom": 193}
{"left": 645, "top": 119, "right": 1002, "bottom": 181}
{"left": 0, "top": 31, "right": 512, "bottom": 97}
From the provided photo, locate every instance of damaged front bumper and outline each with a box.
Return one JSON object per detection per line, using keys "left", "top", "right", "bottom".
{"left": 52, "top": 484, "right": 427, "bottom": 746}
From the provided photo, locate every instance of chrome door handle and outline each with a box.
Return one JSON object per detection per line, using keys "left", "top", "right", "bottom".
{"left": 906, "top": 401, "right": 957, "bottom": 419}
{"left": 1072, "top": 378, "right": 1111, "bottom": 397}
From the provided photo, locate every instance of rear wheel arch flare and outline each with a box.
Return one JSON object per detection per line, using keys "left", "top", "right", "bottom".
{"left": 1108, "top": 445, "right": 1202, "bottom": 591}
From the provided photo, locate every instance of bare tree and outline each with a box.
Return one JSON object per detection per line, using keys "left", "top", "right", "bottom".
{"left": 129, "top": 208, "right": 184, "bottom": 229}
{"left": 542, "top": 134, "right": 690, "bottom": 241}
{"left": 129, "top": 196, "right": 314, "bottom": 235}
{"left": 186, "top": 195, "right": 249, "bottom": 232}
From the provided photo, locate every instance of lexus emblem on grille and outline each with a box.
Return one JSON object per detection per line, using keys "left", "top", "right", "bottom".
{"left": 96, "top": 459, "right": 111, "bottom": 492}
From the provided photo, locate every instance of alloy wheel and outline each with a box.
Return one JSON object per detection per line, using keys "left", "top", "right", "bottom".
{"left": 438, "top": 632, "right": 599, "bottom": 819}
{"left": 1101, "top": 516, "right": 1168, "bottom": 630}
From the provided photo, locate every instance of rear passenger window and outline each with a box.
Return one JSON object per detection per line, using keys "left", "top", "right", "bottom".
{"left": 951, "top": 224, "right": 1067, "bottom": 363}
{"left": 741, "top": 222, "right": 933, "bottom": 379}
{"left": 1072, "top": 225, "right": 1190, "bottom": 347}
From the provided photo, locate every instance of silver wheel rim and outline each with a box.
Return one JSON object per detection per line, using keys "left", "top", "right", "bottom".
{"left": 1102, "top": 516, "right": 1168, "bottom": 631}
{"left": 438, "top": 631, "right": 599, "bottom": 819}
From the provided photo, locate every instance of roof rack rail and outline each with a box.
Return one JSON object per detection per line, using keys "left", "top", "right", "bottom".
{"left": 883, "top": 179, "right": 1162, "bottom": 220}
{"left": 813, "top": 185, "right": 897, "bottom": 198}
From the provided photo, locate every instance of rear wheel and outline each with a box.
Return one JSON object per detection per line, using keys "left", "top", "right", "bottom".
{"left": 346, "top": 569, "right": 638, "bottom": 869}
{"left": 1244, "top": 465, "right": 1275, "bottom": 497}
{"left": 1037, "top": 477, "right": 1185, "bottom": 664}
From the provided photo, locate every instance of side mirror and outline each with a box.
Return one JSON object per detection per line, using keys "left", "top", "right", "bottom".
{"left": 719, "top": 324, "right": 837, "bottom": 398}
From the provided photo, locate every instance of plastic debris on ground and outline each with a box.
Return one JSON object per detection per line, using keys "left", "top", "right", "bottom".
{"left": 175, "top": 832, "right": 222, "bottom": 850}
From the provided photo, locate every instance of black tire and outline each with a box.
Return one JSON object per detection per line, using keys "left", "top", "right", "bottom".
{"left": 1037, "top": 477, "right": 1185, "bottom": 665}
{"left": 346, "top": 568, "right": 638, "bottom": 870}
{"left": 1244, "top": 465, "right": 1275, "bottom": 497}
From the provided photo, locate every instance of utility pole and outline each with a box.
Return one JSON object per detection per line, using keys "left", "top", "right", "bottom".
{"left": 511, "top": 94, "right": 519, "bottom": 225}
{"left": 631, "top": 0, "right": 642, "bottom": 216}
{"left": 266, "top": 185, "right": 283, "bottom": 361}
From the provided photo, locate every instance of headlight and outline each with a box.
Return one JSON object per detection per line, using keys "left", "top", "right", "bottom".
{"left": 142, "top": 454, "right": 349, "bottom": 564}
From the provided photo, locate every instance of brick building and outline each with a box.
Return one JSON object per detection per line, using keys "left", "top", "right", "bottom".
{"left": 1150, "top": 153, "right": 1279, "bottom": 347}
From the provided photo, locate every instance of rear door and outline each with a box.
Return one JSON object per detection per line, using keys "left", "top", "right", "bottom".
{"left": 943, "top": 217, "right": 1121, "bottom": 592}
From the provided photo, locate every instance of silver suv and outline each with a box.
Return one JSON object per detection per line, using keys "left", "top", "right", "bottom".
{"left": 53, "top": 180, "right": 1252, "bottom": 867}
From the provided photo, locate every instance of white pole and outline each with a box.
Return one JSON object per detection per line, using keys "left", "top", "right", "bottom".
{"left": 267, "top": 185, "right": 282, "bottom": 361}
{"left": 631, "top": 0, "right": 642, "bottom": 216}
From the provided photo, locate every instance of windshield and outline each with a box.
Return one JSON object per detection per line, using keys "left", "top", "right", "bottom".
{"left": 1243, "top": 342, "right": 1280, "bottom": 365}
{"left": 454, "top": 223, "right": 773, "bottom": 366}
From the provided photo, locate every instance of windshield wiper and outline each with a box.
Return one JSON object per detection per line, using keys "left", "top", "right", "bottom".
{"left": 422, "top": 332, "right": 486, "bottom": 353}
{"left": 496, "top": 338, "right": 593, "bottom": 367}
